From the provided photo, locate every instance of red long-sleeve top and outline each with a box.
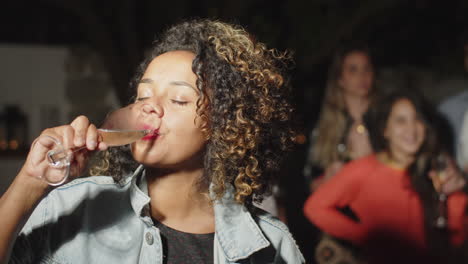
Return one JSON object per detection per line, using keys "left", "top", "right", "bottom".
{"left": 304, "top": 155, "right": 467, "bottom": 261}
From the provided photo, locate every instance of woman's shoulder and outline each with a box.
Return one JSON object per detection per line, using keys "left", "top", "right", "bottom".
{"left": 49, "top": 175, "right": 132, "bottom": 208}
{"left": 57, "top": 175, "right": 130, "bottom": 189}
{"left": 17, "top": 175, "right": 135, "bottom": 250}
{"left": 52, "top": 175, "right": 132, "bottom": 199}
{"left": 24, "top": 176, "right": 133, "bottom": 230}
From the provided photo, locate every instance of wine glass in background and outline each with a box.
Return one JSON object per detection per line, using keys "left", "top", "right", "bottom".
{"left": 29, "top": 105, "right": 155, "bottom": 186}
{"left": 431, "top": 153, "right": 449, "bottom": 229}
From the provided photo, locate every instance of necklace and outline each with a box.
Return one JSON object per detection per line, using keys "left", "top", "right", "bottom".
{"left": 378, "top": 152, "right": 406, "bottom": 171}
{"left": 356, "top": 123, "right": 366, "bottom": 134}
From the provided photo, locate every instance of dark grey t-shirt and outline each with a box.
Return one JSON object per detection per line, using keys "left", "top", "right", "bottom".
{"left": 154, "top": 220, "right": 214, "bottom": 264}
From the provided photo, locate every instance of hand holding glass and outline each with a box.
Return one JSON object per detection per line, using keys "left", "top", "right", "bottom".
{"left": 431, "top": 153, "right": 449, "bottom": 229}
{"left": 31, "top": 106, "right": 153, "bottom": 186}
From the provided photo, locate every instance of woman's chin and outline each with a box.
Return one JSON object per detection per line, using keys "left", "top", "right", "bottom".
{"left": 400, "top": 147, "right": 420, "bottom": 157}
{"left": 132, "top": 151, "right": 164, "bottom": 165}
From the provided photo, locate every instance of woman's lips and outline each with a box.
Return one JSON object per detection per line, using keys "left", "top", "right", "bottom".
{"left": 142, "top": 132, "right": 159, "bottom": 141}
{"left": 140, "top": 126, "right": 160, "bottom": 141}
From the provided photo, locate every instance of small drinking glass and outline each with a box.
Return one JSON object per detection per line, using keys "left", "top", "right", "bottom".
{"left": 30, "top": 106, "right": 154, "bottom": 186}
{"left": 431, "top": 153, "right": 449, "bottom": 229}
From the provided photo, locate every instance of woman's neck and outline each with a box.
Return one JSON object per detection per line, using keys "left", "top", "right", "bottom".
{"left": 145, "top": 167, "right": 215, "bottom": 233}
{"left": 380, "top": 150, "right": 415, "bottom": 170}
{"left": 344, "top": 93, "right": 369, "bottom": 121}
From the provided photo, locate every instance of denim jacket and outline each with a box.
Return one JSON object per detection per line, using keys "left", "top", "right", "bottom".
{"left": 10, "top": 166, "right": 305, "bottom": 263}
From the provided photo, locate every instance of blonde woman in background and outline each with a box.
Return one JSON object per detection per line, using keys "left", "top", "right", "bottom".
{"left": 304, "top": 43, "right": 375, "bottom": 192}
{"left": 302, "top": 43, "right": 377, "bottom": 264}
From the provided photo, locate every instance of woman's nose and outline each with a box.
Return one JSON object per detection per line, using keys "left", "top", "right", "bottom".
{"left": 142, "top": 103, "right": 164, "bottom": 117}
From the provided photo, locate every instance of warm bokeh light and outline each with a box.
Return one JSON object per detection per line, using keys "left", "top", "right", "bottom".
{"left": 295, "top": 133, "right": 306, "bottom": 145}
{"left": 0, "top": 140, "right": 7, "bottom": 150}
{"left": 8, "top": 139, "right": 19, "bottom": 150}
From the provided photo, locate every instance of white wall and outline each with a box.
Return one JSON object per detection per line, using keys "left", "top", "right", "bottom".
{"left": 0, "top": 44, "right": 69, "bottom": 141}
{"left": 0, "top": 44, "right": 120, "bottom": 195}
{"left": 0, "top": 44, "right": 69, "bottom": 194}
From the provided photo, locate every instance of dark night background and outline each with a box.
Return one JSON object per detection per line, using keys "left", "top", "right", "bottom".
{"left": 1, "top": 0, "right": 468, "bottom": 262}
{"left": 3, "top": 0, "right": 468, "bottom": 108}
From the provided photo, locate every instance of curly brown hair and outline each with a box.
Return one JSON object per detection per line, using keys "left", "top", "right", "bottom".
{"left": 90, "top": 19, "right": 296, "bottom": 205}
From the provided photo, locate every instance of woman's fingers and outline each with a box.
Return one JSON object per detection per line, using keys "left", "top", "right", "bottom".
{"left": 26, "top": 136, "right": 58, "bottom": 179}
{"left": 69, "top": 115, "right": 101, "bottom": 151}
{"left": 18, "top": 115, "right": 101, "bottom": 187}
{"left": 86, "top": 124, "right": 98, "bottom": 150}
{"left": 97, "top": 141, "right": 108, "bottom": 151}
{"left": 436, "top": 158, "right": 467, "bottom": 194}
{"left": 441, "top": 173, "right": 466, "bottom": 194}
{"left": 70, "top": 115, "right": 90, "bottom": 148}
{"left": 60, "top": 125, "right": 76, "bottom": 150}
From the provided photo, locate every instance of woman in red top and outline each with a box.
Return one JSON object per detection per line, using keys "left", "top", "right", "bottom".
{"left": 304, "top": 89, "right": 468, "bottom": 263}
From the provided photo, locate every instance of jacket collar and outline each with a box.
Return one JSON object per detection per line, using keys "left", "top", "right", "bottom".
{"left": 129, "top": 165, "right": 152, "bottom": 225}
{"left": 212, "top": 184, "right": 270, "bottom": 261}
{"left": 129, "top": 165, "right": 270, "bottom": 261}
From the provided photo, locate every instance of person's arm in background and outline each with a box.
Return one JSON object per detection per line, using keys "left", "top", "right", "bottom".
{"left": 303, "top": 159, "right": 368, "bottom": 245}
{"left": 429, "top": 155, "right": 466, "bottom": 195}
{"left": 437, "top": 95, "right": 464, "bottom": 163}
{"left": 446, "top": 192, "right": 468, "bottom": 247}
{"left": 458, "top": 109, "right": 468, "bottom": 174}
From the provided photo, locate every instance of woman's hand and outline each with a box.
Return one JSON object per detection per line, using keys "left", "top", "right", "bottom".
{"left": 429, "top": 157, "right": 466, "bottom": 195}
{"left": 0, "top": 115, "right": 108, "bottom": 263}
{"left": 20, "top": 115, "right": 107, "bottom": 187}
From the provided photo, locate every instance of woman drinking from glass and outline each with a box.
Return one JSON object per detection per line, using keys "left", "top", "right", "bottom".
{"left": 0, "top": 19, "right": 305, "bottom": 264}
